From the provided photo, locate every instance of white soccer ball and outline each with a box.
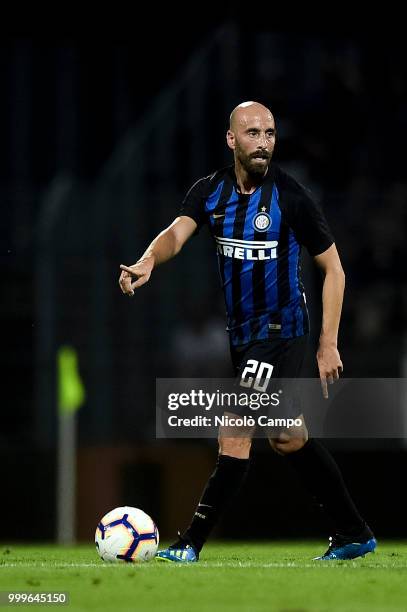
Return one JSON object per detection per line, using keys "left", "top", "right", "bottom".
{"left": 95, "top": 506, "right": 159, "bottom": 563}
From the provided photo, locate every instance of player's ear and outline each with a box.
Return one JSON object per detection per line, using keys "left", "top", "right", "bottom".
{"left": 226, "top": 130, "right": 235, "bottom": 150}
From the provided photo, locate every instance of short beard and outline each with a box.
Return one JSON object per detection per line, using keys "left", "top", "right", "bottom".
{"left": 236, "top": 149, "right": 271, "bottom": 177}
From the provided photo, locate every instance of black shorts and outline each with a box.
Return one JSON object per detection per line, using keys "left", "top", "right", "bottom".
{"left": 229, "top": 335, "right": 308, "bottom": 420}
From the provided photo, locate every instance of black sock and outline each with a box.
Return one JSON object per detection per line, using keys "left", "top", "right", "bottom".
{"left": 285, "top": 439, "right": 365, "bottom": 536}
{"left": 182, "top": 454, "right": 250, "bottom": 552}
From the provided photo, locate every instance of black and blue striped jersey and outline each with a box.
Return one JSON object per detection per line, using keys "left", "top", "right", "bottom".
{"left": 180, "top": 163, "right": 334, "bottom": 346}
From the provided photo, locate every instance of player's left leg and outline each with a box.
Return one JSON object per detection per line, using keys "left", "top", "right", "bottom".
{"left": 156, "top": 417, "right": 255, "bottom": 562}
{"left": 268, "top": 422, "right": 377, "bottom": 560}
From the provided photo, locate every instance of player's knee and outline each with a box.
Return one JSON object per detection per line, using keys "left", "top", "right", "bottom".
{"left": 269, "top": 430, "right": 308, "bottom": 455}
{"left": 268, "top": 416, "right": 308, "bottom": 455}
{"left": 218, "top": 436, "right": 252, "bottom": 459}
{"left": 274, "top": 437, "right": 307, "bottom": 455}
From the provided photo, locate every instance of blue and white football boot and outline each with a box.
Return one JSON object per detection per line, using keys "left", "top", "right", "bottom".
{"left": 156, "top": 535, "right": 199, "bottom": 563}
{"left": 314, "top": 525, "right": 377, "bottom": 560}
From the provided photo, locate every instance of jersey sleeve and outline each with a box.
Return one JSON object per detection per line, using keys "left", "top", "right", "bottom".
{"left": 179, "top": 177, "right": 208, "bottom": 231}
{"left": 276, "top": 167, "right": 334, "bottom": 255}
{"left": 292, "top": 191, "right": 334, "bottom": 256}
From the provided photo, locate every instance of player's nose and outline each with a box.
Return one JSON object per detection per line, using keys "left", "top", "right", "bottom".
{"left": 259, "top": 132, "right": 269, "bottom": 146}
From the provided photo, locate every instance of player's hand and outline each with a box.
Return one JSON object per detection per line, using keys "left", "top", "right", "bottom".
{"left": 119, "top": 258, "right": 154, "bottom": 296}
{"left": 316, "top": 343, "right": 343, "bottom": 399}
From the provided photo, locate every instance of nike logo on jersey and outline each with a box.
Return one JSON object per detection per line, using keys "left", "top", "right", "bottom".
{"left": 212, "top": 213, "right": 225, "bottom": 218}
{"left": 215, "top": 236, "right": 278, "bottom": 260}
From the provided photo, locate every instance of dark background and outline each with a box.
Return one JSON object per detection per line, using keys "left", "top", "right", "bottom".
{"left": 1, "top": 10, "right": 406, "bottom": 542}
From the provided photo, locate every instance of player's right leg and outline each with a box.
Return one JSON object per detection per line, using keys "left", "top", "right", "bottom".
{"left": 268, "top": 428, "right": 377, "bottom": 560}
{"left": 155, "top": 418, "right": 254, "bottom": 562}
{"left": 281, "top": 436, "right": 377, "bottom": 560}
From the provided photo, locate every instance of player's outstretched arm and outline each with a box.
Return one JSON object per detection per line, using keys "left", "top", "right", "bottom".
{"left": 313, "top": 243, "right": 345, "bottom": 398}
{"left": 119, "top": 216, "right": 197, "bottom": 296}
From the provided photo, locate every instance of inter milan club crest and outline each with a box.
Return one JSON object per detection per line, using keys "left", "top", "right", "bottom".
{"left": 253, "top": 208, "right": 272, "bottom": 232}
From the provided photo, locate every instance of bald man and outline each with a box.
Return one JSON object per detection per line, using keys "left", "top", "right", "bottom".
{"left": 119, "top": 101, "right": 376, "bottom": 562}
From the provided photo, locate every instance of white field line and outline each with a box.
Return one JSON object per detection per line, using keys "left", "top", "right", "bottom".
{"left": 0, "top": 561, "right": 406, "bottom": 569}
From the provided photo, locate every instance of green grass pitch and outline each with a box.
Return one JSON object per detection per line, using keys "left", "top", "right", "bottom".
{"left": 1, "top": 541, "right": 406, "bottom": 611}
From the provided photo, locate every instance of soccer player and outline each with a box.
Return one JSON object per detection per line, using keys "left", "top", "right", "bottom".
{"left": 119, "top": 101, "right": 377, "bottom": 561}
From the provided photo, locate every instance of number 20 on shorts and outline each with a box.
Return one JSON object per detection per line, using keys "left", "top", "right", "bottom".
{"left": 240, "top": 359, "right": 274, "bottom": 392}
